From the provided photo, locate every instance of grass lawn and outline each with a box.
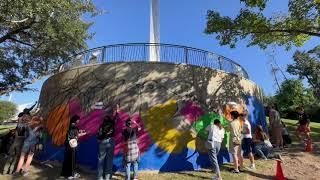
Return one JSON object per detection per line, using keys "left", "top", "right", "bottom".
{"left": 0, "top": 124, "right": 16, "bottom": 136}
{"left": 282, "top": 119, "right": 320, "bottom": 142}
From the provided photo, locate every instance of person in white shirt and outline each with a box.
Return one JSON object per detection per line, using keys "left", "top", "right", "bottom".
{"left": 205, "top": 119, "right": 225, "bottom": 180}
{"left": 240, "top": 112, "right": 256, "bottom": 170}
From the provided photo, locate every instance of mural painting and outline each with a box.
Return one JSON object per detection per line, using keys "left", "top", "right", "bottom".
{"left": 40, "top": 96, "right": 265, "bottom": 171}
{"left": 38, "top": 62, "right": 266, "bottom": 171}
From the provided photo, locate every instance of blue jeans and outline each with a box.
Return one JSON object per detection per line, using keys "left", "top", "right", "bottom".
{"left": 97, "top": 138, "right": 115, "bottom": 180}
{"left": 125, "top": 160, "right": 138, "bottom": 180}
{"left": 255, "top": 143, "right": 271, "bottom": 159}
{"left": 208, "top": 141, "right": 221, "bottom": 175}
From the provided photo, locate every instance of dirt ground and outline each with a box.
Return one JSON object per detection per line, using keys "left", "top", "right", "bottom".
{"left": 250, "top": 142, "right": 320, "bottom": 180}
{"left": 0, "top": 142, "right": 319, "bottom": 180}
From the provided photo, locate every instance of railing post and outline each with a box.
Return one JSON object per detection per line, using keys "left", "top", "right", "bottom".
{"left": 185, "top": 48, "right": 188, "bottom": 64}
{"left": 121, "top": 46, "right": 125, "bottom": 61}
{"left": 218, "top": 57, "right": 222, "bottom": 70}
{"left": 144, "top": 44, "right": 147, "bottom": 61}
{"left": 102, "top": 47, "right": 106, "bottom": 63}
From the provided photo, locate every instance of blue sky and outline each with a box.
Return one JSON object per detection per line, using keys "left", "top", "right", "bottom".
{"left": 1, "top": 0, "right": 318, "bottom": 105}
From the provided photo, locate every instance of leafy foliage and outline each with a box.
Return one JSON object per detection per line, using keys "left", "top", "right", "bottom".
{"left": 0, "top": 100, "right": 17, "bottom": 121}
{"left": 0, "top": 0, "right": 98, "bottom": 95}
{"left": 269, "top": 79, "right": 320, "bottom": 121}
{"left": 275, "top": 79, "right": 305, "bottom": 111}
{"left": 287, "top": 46, "right": 320, "bottom": 98}
{"left": 205, "top": 0, "right": 319, "bottom": 49}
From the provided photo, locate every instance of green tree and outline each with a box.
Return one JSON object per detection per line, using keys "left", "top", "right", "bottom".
{"left": 273, "top": 79, "right": 320, "bottom": 121}
{"left": 287, "top": 46, "right": 320, "bottom": 98}
{"left": 205, "top": 0, "right": 320, "bottom": 49}
{"left": 275, "top": 79, "right": 305, "bottom": 111}
{"left": 0, "top": 0, "right": 98, "bottom": 95}
{"left": 0, "top": 100, "right": 17, "bottom": 121}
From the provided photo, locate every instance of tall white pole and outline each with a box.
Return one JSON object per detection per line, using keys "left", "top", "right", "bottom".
{"left": 149, "top": 0, "right": 160, "bottom": 62}
{"left": 8, "top": 94, "right": 12, "bottom": 102}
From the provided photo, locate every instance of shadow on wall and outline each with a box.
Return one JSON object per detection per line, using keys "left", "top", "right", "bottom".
{"left": 39, "top": 62, "right": 262, "bottom": 117}
{"left": 37, "top": 62, "right": 266, "bottom": 171}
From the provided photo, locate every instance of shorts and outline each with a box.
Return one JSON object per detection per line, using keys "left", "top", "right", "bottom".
{"left": 21, "top": 140, "right": 36, "bottom": 154}
{"left": 297, "top": 125, "right": 311, "bottom": 133}
{"left": 230, "top": 144, "right": 241, "bottom": 155}
{"left": 242, "top": 138, "right": 255, "bottom": 156}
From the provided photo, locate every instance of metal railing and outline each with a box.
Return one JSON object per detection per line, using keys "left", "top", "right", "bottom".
{"left": 59, "top": 43, "right": 249, "bottom": 79}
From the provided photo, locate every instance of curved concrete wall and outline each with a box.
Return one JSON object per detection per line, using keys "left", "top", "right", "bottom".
{"left": 38, "top": 62, "right": 266, "bottom": 171}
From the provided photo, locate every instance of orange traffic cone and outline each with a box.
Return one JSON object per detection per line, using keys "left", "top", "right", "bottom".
{"left": 305, "top": 139, "right": 313, "bottom": 152}
{"left": 274, "top": 160, "right": 287, "bottom": 180}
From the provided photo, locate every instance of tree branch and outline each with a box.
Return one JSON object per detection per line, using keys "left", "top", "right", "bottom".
{"left": 8, "top": 37, "right": 35, "bottom": 48}
{"left": 250, "top": 28, "right": 320, "bottom": 37}
{"left": 0, "top": 21, "right": 35, "bottom": 44}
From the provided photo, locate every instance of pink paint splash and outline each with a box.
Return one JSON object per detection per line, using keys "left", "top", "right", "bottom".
{"left": 181, "top": 101, "right": 205, "bottom": 124}
{"left": 68, "top": 99, "right": 152, "bottom": 155}
{"left": 68, "top": 100, "right": 105, "bottom": 141}
{"left": 113, "top": 111, "right": 152, "bottom": 156}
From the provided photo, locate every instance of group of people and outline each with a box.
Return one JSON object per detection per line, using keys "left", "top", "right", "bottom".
{"left": 206, "top": 104, "right": 313, "bottom": 180}
{"left": 1, "top": 102, "right": 44, "bottom": 177}
{"left": 61, "top": 105, "right": 141, "bottom": 180}
{"left": 268, "top": 105, "right": 311, "bottom": 149}
{"left": 205, "top": 105, "right": 283, "bottom": 180}
{"left": 1, "top": 102, "right": 312, "bottom": 180}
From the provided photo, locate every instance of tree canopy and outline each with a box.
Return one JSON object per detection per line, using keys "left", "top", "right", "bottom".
{"left": 267, "top": 79, "right": 320, "bottom": 121}
{"left": 0, "top": 0, "right": 98, "bottom": 95}
{"left": 205, "top": 0, "right": 320, "bottom": 49}
{"left": 0, "top": 100, "right": 17, "bottom": 121}
{"left": 287, "top": 46, "right": 320, "bottom": 98}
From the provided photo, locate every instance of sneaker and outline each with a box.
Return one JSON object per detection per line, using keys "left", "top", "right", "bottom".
{"left": 238, "top": 166, "right": 245, "bottom": 172}
{"left": 12, "top": 172, "right": 20, "bottom": 176}
{"left": 22, "top": 171, "right": 29, "bottom": 176}
{"left": 248, "top": 164, "right": 256, "bottom": 170}
{"left": 73, "top": 173, "right": 80, "bottom": 178}
{"left": 231, "top": 169, "right": 240, "bottom": 174}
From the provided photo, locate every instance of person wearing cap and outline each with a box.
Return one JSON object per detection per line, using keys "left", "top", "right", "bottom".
{"left": 122, "top": 119, "right": 141, "bottom": 180}
{"left": 96, "top": 116, "right": 115, "bottom": 180}
{"left": 229, "top": 110, "right": 244, "bottom": 173}
{"left": 14, "top": 116, "right": 43, "bottom": 177}
{"left": 2, "top": 113, "right": 31, "bottom": 174}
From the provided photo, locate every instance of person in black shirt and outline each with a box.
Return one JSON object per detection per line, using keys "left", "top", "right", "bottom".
{"left": 295, "top": 107, "right": 311, "bottom": 143}
{"left": 96, "top": 116, "right": 115, "bottom": 180}
{"left": 61, "top": 115, "right": 86, "bottom": 179}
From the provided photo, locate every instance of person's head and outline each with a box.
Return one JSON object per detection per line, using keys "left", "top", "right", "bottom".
{"left": 270, "top": 103, "right": 279, "bottom": 111}
{"left": 70, "top": 115, "right": 80, "bottom": 125}
{"left": 30, "top": 115, "right": 42, "bottom": 127}
{"left": 230, "top": 111, "right": 239, "bottom": 120}
{"left": 296, "top": 106, "right": 304, "bottom": 114}
{"left": 213, "top": 119, "right": 221, "bottom": 128}
{"left": 125, "top": 119, "right": 132, "bottom": 129}
{"left": 20, "top": 113, "right": 31, "bottom": 123}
